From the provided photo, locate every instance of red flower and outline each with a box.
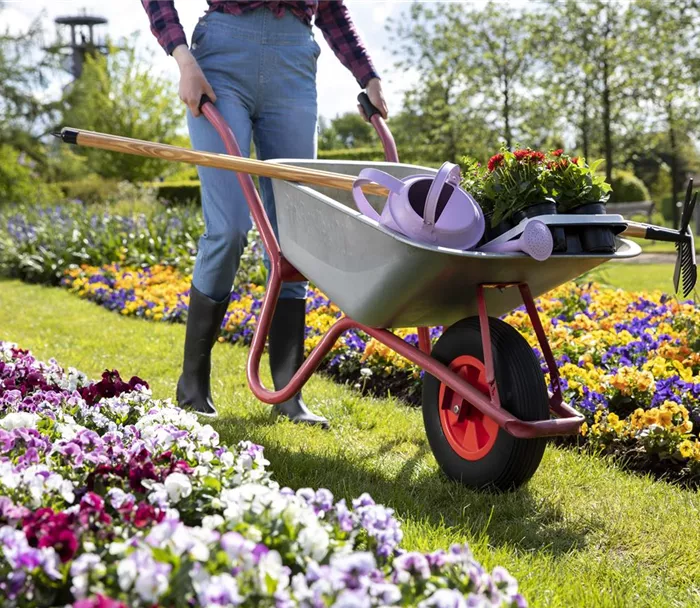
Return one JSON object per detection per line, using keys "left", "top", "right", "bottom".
{"left": 128, "top": 461, "right": 158, "bottom": 492}
{"left": 487, "top": 153, "right": 504, "bottom": 172}
{"left": 168, "top": 459, "right": 193, "bottom": 476}
{"left": 40, "top": 527, "right": 79, "bottom": 562}
{"left": 131, "top": 502, "right": 164, "bottom": 528}
{"left": 548, "top": 158, "right": 570, "bottom": 171}
{"left": 23, "top": 507, "right": 79, "bottom": 562}
{"left": 551, "top": 149, "right": 564, "bottom": 157}
{"left": 73, "top": 595, "right": 128, "bottom": 608}
{"left": 86, "top": 463, "right": 128, "bottom": 491}
{"left": 571, "top": 157, "right": 580, "bottom": 164}
{"left": 23, "top": 507, "right": 55, "bottom": 546}
{"left": 79, "top": 370, "right": 149, "bottom": 406}
{"left": 514, "top": 149, "right": 545, "bottom": 164}
{"left": 79, "top": 492, "right": 113, "bottom": 527}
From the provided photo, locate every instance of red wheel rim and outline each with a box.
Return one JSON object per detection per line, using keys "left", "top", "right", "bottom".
{"left": 438, "top": 355, "right": 499, "bottom": 461}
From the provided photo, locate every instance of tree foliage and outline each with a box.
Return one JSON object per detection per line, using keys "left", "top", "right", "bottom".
{"left": 0, "top": 7, "right": 60, "bottom": 164}
{"left": 318, "top": 112, "right": 376, "bottom": 150}
{"left": 383, "top": 0, "right": 700, "bottom": 213}
{"left": 60, "top": 33, "right": 185, "bottom": 182}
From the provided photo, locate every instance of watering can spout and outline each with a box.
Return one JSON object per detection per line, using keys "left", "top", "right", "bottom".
{"left": 478, "top": 220, "right": 554, "bottom": 261}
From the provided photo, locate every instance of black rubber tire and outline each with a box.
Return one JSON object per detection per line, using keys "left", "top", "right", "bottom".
{"left": 422, "top": 316, "right": 549, "bottom": 492}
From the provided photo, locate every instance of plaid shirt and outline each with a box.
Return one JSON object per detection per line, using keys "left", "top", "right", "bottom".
{"left": 142, "top": 1, "right": 379, "bottom": 87}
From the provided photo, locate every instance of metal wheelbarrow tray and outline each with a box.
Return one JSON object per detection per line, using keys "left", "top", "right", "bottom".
{"left": 270, "top": 159, "right": 641, "bottom": 329}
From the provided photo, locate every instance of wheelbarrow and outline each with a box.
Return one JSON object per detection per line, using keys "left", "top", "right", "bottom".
{"left": 57, "top": 94, "right": 697, "bottom": 492}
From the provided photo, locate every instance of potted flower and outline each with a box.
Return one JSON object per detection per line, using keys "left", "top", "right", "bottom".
{"left": 459, "top": 156, "right": 506, "bottom": 244}
{"left": 482, "top": 147, "right": 566, "bottom": 251}
{"left": 544, "top": 150, "right": 615, "bottom": 253}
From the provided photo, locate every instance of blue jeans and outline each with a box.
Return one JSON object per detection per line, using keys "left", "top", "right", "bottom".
{"left": 186, "top": 8, "right": 319, "bottom": 302}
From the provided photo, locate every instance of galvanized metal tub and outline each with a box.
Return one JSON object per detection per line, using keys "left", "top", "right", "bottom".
{"left": 270, "top": 160, "right": 641, "bottom": 329}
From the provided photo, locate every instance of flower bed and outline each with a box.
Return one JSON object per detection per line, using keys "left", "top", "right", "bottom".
{"left": 0, "top": 341, "right": 525, "bottom": 607}
{"left": 0, "top": 201, "right": 268, "bottom": 289}
{"left": 60, "top": 263, "right": 700, "bottom": 485}
{"left": 61, "top": 264, "right": 433, "bottom": 405}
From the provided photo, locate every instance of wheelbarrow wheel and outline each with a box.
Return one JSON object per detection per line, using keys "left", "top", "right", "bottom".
{"left": 422, "top": 316, "right": 549, "bottom": 492}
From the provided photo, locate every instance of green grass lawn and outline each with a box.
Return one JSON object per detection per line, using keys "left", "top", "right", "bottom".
{"left": 630, "top": 238, "right": 679, "bottom": 254}
{"left": 582, "top": 262, "right": 682, "bottom": 293}
{"left": 2, "top": 278, "right": 700, "bottom": 607}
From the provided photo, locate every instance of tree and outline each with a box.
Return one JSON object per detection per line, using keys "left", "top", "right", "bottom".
{"left": 538, "top": 0, "right": 640, "bottom": 182}
{"left": 630, "top": 0, "right": 700, "bottom": 226}
{"left": 533, "top": 1, "right": 602, "bottom": 160}
{"left": 385, "top": 2, "right": 495, "bottom": 163}
{"left": 60, "top": 33, "right": 185, "bottom": 182}
{"left": 0, "top": 7, "right": 60, "bottom": 164}
{"left": 464, "top": 2, "right": 543, "bottom": 149}
{"left": 317, "top": 112, "right": 376, "bottom": 150}
{"left": 385, "top": 2, "right": 551, "bottom": 161}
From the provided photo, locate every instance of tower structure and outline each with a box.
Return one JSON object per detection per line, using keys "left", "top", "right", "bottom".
{"left": 46, "top": 12, "right": 109, "bottom": 79}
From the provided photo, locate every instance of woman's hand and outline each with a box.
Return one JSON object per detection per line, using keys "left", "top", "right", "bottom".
{"left": 358, "top": 77, "right": 388, "bottom": 121}
{"left": 173, "top": 45, "right": 217, "bottom": 117}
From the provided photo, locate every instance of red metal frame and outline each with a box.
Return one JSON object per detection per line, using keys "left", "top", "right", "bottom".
{"left": 200, "top": 101, "right": 583, "bottom": 440}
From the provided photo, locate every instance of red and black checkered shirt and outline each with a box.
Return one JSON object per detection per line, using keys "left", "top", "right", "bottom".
{"left": 142, "top": 1, "right": 379, "bottom": 87}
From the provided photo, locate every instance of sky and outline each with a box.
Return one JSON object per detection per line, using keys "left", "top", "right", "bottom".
{"left": 1, "top": 0, "right": 423, "bottom": 121}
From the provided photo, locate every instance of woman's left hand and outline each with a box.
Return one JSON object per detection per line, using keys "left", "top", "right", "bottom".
{"left": 358, "top": 78, "right": 388, "bottom": 121}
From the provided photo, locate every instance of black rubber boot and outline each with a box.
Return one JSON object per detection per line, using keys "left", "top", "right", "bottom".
{"left": 176, "top": 285, "right": 230, "bottom": 417}
{"left": 268, "top": 298, "right": 329, "bottom": 429}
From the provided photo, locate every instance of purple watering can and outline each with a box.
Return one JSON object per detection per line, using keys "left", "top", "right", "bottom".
{"left": 351, "top": 162, "right": 485, "bottom": 250}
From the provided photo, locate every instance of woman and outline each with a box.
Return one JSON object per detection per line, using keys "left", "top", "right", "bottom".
{"left": 142, "top": 1, "right": 388, "bottom": 429}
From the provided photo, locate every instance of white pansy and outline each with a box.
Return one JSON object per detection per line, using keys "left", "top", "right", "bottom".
{"left": 298, "top": 522, "right": 330, "bottom": 562}
{"left": 107, "top": 488, "right": 133, "bottom": 510}
{"left": 164, "top": 472, "right": 192, "bottom": 502}
{"left": 246, "top": 525, "right": 263, "bottom": 543}
{"left": 142, "top": 480, "right": 169, "bottom": 508}
{"left": 202, "top": 514, "right": 224, "bottom": 530}
{"left": 60, "top": 479, "right": 75, "bottom": 503}
{"left": 134, "top": 569, "right": 169, "bottom": 603}
{"left": 108, "top": 541, "right": 129, "bottom": 556}
{"left": 291, "top": 572, "right": 312, "bottom": 602}
{"left": 257, "top": 550, "right": 289, "bottom": 592}
{"left": 223, "top": 501, "right": 243, "bottom": 524}
{"left": 117, "top": 557, "right": 138, "bottom": 590}
{"left": 193, "top": 465, "right": 209, "bottom": 478}
{"left": 56, "top": 422, "right": 81, "bottom": 440}
{"left": 0, "top": 412, "right": 39, "bottom": 430}
{"left": 70, "top": 574, "right": 89, "bottom": 599}
{"left": 0, "top": 462, "right": 20, "bottom": 490}
{"left": 220, "top": 450, "right": 235, "bottom": 468}
{"left": 70, "top": 553, "right": 101, "bottom": 599}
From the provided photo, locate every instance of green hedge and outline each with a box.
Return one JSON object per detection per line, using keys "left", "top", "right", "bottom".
{"left": 609, "top": 169, "right": 651, "bottom": 203}
{"left": 318, "top": 145, "right": 442, "bottom": 167}
{"left": 318, "top": 147, "right": 386, "bottom": 161}
{"left": 55, "top": 176, "right": 122, "bottom": 204}
{"left": 145, "top": 180, "right": 202, "bottom": 206}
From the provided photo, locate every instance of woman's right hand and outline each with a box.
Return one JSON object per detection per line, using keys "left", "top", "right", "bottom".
{"left": 172, "top": 45, "right": 217, "bottom": 117}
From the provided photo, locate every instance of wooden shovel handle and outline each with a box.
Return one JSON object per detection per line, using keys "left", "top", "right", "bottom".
{"left": 60, "top": 127, "right": 391, "bottom": 197}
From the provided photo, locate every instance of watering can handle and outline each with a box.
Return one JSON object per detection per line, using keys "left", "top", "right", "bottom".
{"left": 423, "top": 162, "right": 462, "bottom": 226}
{"left": 352, "top": 168, "right": 406, "bottom": 221}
